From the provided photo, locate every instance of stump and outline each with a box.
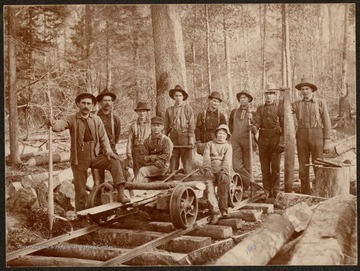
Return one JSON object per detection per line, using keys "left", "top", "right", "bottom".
{"left": 313, "top": 166, "right": 350, "bottom": 198}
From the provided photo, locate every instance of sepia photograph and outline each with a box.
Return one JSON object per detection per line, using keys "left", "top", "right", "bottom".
{"left": 4, "top": 2, "right": 357, "bottom": 267}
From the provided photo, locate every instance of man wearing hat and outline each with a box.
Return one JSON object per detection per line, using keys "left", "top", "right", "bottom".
{"left": 164, "top": 85, "right": 195, "bottom": 174}
{"left": 291, "top": 78, "right": 331, "bottom": 194}
{"left": 195, "top": 91, "right": 227, "bottom": 154}
{"left": 132, "top": 116, "right": 173, "bottom": 183}
{"left": 203, "top": 124, "right": 233, "bottom": 224}
{"left": 92, "top": 88, "right": 122, "bottom": 186}
{"left": 51, "top": 92, "right": 130, "bottom": 211}
{"left": 252, "top": 83, "right": 284, "bottom": 199}
{"left": 228, "top": 90, "right": 257, "bottom": 192}
{"left": 126, "top": 101, "right": 151, "bottom": 176}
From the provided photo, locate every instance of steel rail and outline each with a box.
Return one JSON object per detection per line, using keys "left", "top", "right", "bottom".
{"left": 7, "top": 225, "right": 100, "bottom": 262}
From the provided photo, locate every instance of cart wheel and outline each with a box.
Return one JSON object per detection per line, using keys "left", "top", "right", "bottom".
{"left": 87, "top": 183, "right": 116, "bottom": 224}
{"left": 231, "top": 174, "right": 243, "bottom": 203}
{"left": 170, "top": 185, "right": 198, "bottom": 229}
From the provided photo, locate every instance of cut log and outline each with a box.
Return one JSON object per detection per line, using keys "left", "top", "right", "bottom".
{"left": 283, "top": 202, "right": 313, "bottom": 232}
{"left": 288, "top": 194, "right": 356, "bottom": 265}
{"left": 7, "top": 255, "right": 103, "bottom": 267}
{"left": 223, "top": 210, "right": 263, "bottom": 222}
{"left": 215, "top": 201, "right": 313, "bottom": 266}
{"left": 332, "top": 150, "right": 356, "bottom": 164}
{"left": 27, "top": 152, "right": 70, "bottom": 166}
{"left": 313, "top": 166, "right": 350, "bottom": 197}
{"left": 326, "top": 135, "right": 356, "bottom": 156}
{"left": 275, "top": 192, "right": 327, "bottom": 209}
{"left": 215, "top": 214, "right": 294, "bottom": 265}
{"left": 125, "top": 181, "right": 205, "bottom": 191}
{"left": 268, "top": 234, "right": 303, "bottom": 265}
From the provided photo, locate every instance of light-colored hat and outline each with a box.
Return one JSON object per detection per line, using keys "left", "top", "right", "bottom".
{"left": 264, "top": 83, "right": 278, "bottom": 94}
{"left": 214, "top": 124, "right": 231, "bottom": 139}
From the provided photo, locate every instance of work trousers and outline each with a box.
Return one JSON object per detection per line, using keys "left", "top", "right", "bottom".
{"left": 231, "top": 137, "right": 251, "bottom": 190}
{"left": 91, "top": 144, "right": 118, "bottom": 185}
{"left": 169, "top": 131, "right": 193, "bottom": 174}
{"left": 131, "top": 145, "right": 143, "bottom": 177}
{"left": 72, "top": 143, "right": 125, "bottom": 211}
{"left": 205, "top": 172, "right": 230, "bottom": 214}
{"left": 296, "top": 128, "right": 324, "bottom": 195}
{"left": 133, "top": 164, "right": 169, "bottom": 183}
{"left": 258, "top": 130, "right": 281, "bottom": 198}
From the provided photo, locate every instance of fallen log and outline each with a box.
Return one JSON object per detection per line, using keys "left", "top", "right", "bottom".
{"left": 268, "top": 234, "right": 303, "bottom": 265}
{"left": 288, "top": 194, "right": 356, "bottom": 265}
{"left": 215, "top": 202, "right": 313, "bottom": 266}
{"left": 313, "top": 166, "right": 350, "bottom": 197}
{"left": 27, "top": 152, "right": 70, "bottom": 166}
{"left": 125, "top": 181, "right": 206, "bottom": 191}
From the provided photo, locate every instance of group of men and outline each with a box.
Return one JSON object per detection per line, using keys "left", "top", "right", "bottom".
{"left": 51, "top": 77, "right": 331, "bottom": 224}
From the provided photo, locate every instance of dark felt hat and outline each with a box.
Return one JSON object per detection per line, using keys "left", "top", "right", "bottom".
{"left": 236, "top": 90, "right": 253, "bottom": 102}
{"left": 151, "top": 116, "right": 164, "bottom": 125}
{"left": 214, "top": 124, "right": 231, "bottom": 139}
{"left": 295, "top": 77, "right": 317, "bottom": 92}
{"left": 169, "top": 85, "right": 188, "bottom": 101}
{"left": 134, "top": 101, "right": 150, "bottom": 111}
{"left": 264, "top": 83, "right": 278, "bottom": 94}
{"left": 96, "top": 88, "right": 117, "bottom": 102}
{"left": 208, "top": 91, "right": 223, "bottom": 102}
{"left": 75, "top": 92, "right": 97, "bottom": 105}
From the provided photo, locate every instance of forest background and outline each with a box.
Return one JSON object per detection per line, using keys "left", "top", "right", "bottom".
{"left": 4, "top": 3, "right": 356, "bottom": 166}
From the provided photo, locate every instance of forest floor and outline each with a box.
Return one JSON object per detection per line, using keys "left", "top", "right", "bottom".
{"left": 5, "top": 119, "right": 356, "bottom": 264}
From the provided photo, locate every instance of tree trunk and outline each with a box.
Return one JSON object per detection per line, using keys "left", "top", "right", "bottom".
{"left": 327, "top": 5, "right": 335, "bottom": 78}
{"left": 281, "top": 5, "right": 287, "bottom": 87}
{"left": 6, "top": 6, "right": 22, "bottom": 167}
{"left": 151, "top": 5, "right": 187, "bottom": 117}
{"left": 340, "top": 4, "right": 349, "bottom": 97}
{"left": 284, "top": 4, "right": 292, "bottom": 99}
{"left": 205, "top": 4, "right": 212, "bottom": 94}
{"left": 260, "top": 4, "right": 267, "bottom": 103}
{"left": 223, "top": 6, "right": 233, "bottom": 107}
{"left": 105, "top": 19, "right": 110, "bottom": 89}
{"left": 84, "top": 5, "right": 92, "bottom": 92}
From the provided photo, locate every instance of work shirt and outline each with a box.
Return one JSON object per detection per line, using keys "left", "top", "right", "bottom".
{"left": 292, "top": 96, "right": 331, "bottom": 140}
{"left": 164, "top": 103, "right": 195, "bottom": 137}
{"left": 141, "top": 133, "right": 173, "bottom": 168}
{"left": 195, "top": 108, "right": 227, "bottom": 142}
{"left": 228, "top": 105, "right": 251, "bottom": 139}
{"left": 127, "top": 119, "right": 151, "bottom": 155}
{"left": 253, "top": 103, "right": 283, "bottom": 132}
{"left": 52, "top": 112, "right": 113, "bottom": 165}
{"left": 97, "top": 109, "right": 121, "bottom": 146}
{"left": 203, "top": 139, "right": 232, "bottom": 174}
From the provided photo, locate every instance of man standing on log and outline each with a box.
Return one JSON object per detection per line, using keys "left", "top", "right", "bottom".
{"left": 132, "top": 116, "right": 173, "bottom": 183}
{"left": 164, "top": 85, "right": 195, "bottom": 174}
{"left": 50, "top": 92, "right": 130, "bottom": 211}
{"left": 126, "top": 101, "right": 151, "bottom": 177}
{"left": 292, "top": 78, "right": 332, "bottom": 194}
{"left": 92, "top": 89, "right": 122, "bottom": 186}
{"left": 228, "top": 90, "right": 257, "bottom": 192}
{"left": 195, "top": 91, "right": 227, "bottom": 155}
{"left": 253, "top": 83, "right": 284, "bottom": 199}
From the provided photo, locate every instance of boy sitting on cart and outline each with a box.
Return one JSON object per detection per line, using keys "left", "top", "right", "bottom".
{"left": 203, "top": 124, "right": 233, "bottom": 224}
{"left": 132, "top": 116, "right": 173, "bottom": 184}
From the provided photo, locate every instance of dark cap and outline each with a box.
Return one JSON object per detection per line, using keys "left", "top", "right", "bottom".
{"left": 75, "top": 92, "right": 97, "bottom": 105}
{"left": 295, "top": 77, "right": 317, "bottom": 92}
{"left": 151, "top": 116, "right": 164, "bottom": 125}
{"left": 208, "top": 91, "right": 223, "bottom": 102}
{"left": 169, "top": 85, "right": 188, "bottom": 101}
{"left": 96, "top": 88, "right": 117, "bottom": 102}
{"left": 134, "top": 101, "right": 150, "bottom": 111}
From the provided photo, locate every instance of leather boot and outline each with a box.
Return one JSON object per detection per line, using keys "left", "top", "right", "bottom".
{"left": 117, "top": 184, "right": 131, "bottom": 204}
{"left": 209, "top": 214, "right": 220, "bottom": 225}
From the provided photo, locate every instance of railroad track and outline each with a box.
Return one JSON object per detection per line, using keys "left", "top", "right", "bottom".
{"left": 7, "top": 192, "right": 265, "bottom": 267}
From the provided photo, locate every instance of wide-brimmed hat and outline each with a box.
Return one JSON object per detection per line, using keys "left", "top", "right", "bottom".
{"left": 295, "top": 77, "right": 317, "bottom": 92}
{"left": 208, "top": 91, "right": 223, "bottom": 102}
{"left": 236, "top": 90, "right": 253, "bottom": 102}
{"left": 264, "top": 83, "right": 278, "bottom": 94}
{"left": 96, "top": 88, "right": 117, "bottom": 102}
{"left": 75, "top": 92, "right": 97, "bottom": 105}
{"left": 214, "top": 124, "right": 231, "bottom": 139}
{"left": 169, "top": 85, "right": 188, "bottom": 101}
{"left": 134, "top": 101, "right": 150, "bottom": 111}
{"left": 151, "top": 116, "right": 164, "bottom": 125}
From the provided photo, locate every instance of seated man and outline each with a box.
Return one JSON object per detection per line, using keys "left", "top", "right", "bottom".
{"left": 133, "top": 116, "right": 173, "bottom": 183}
{"left": 203, "top": 124, "right": 233, "bottom": 224}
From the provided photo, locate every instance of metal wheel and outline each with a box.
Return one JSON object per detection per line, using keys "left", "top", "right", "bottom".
{"left": 231, "top": 174, "right": 243, "bottom": 203}
{"left": 87, "top": 183, "right": 116, "bottom": 224}
{"left": 169, "top": 185, "right": 198, "bottom": 229}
